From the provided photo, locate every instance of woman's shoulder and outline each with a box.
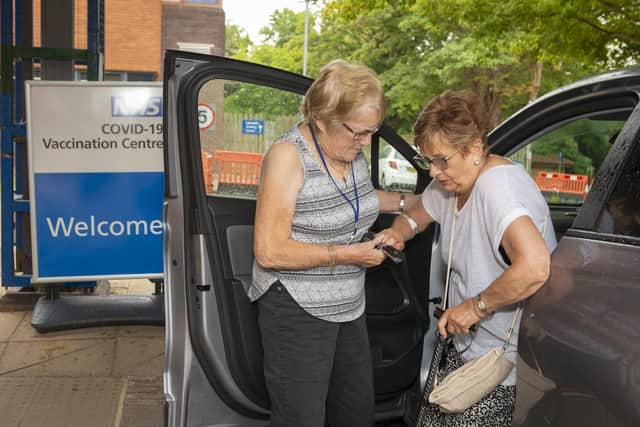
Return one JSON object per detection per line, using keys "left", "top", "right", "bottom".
{"left": 477, "top": 158, "right": 531, "bottom": 187}
{"left": 475, "top": 158, "right": 544, "bottom": 206}
{"left": 264, "top": 138, "right": 301, "bottom": 167}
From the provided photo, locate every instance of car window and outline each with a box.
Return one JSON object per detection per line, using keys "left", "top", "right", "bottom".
{"left": 509, "top": 117, "right": 625, "bottom": 206}
{"left": 198, "top": 79, "right": 304, "bottom": 198}
{"left": 378, "top": 140, "right": 418, "bottom": 193}
{"left": 595, "top": 137, "right": 640, "bottom": 238}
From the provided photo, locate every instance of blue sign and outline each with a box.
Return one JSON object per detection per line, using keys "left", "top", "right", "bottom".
{"left": 34, "top": 172, "right": 164, "bottom": 278}
{"left": 242, "top": 119, "right": 264, "bottom": 135}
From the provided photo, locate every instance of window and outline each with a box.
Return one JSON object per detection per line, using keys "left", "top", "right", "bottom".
{"left": 198, "top": 79, "right": 303, "bottom": 198}
{"left": 378, "top": 141, "right": 417, "bottom": 193}
{"left": 509, "top": 117, "right": 625, "bottom": 206}
{"left": 103, "top": 71, "right": 156, "bottom": 81}
{"left": 596, "top": 138, "right": 640, "bottom": 238}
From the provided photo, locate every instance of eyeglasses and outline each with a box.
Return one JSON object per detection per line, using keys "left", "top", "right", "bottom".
{"left": 413, "top": 149, "right": 459, "bottom": 171}
{"left": 342, "top": 123, "right": 380, "bottom": 140}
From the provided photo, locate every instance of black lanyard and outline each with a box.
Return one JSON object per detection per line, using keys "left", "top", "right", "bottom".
{"left": 309, "top": 125, "right": 359, "bottom": 242}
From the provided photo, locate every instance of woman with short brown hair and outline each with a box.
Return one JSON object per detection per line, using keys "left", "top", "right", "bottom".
{"left": 385, "top": 90, "right": 556, "bottom": 426}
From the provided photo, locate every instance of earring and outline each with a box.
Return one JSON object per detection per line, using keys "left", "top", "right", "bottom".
{"left": 473, "top": 160, "right": 480, "bottom": 166}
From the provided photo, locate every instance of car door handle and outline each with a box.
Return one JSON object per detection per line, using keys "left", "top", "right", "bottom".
{"left": 562, "top": 211, "right": 578, "bottom": 217}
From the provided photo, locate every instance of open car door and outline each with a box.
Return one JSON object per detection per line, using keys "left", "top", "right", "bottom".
{"left": 163, "top": 51, "right": 434, "bottom": 426}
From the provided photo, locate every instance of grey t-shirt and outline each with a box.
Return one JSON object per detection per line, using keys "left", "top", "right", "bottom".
{"left": 422, "top": 163, "right": 557, "bottom": 385}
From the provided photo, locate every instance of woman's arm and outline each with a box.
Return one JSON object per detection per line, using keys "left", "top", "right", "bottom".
{"left": 254, "top": 142, "right": 386, "bottom": 270}
{"left": 382, "top": 196, "right": 434, "bottom": 250}
{"left": 437, "top": 215, "right": 551, "bottom": 337}
{"left": 376, "top": 190, "right": 420, "bottom": 214}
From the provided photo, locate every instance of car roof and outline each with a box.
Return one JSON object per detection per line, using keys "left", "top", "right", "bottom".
{"left": 489, "top": 65, "right": 640, "bottom": 151}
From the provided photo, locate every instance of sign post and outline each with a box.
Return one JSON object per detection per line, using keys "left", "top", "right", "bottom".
{"left": 26, "top": 81, "right": 164, "bottom": 282}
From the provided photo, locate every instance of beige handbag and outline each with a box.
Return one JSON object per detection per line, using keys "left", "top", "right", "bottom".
{"left": 427, "top": 197, "right": 547, "bottom": 413}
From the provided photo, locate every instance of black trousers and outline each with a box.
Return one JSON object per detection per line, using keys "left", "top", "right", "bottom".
{"left": 257, "top": 282, "right": 374, "bottom": 427}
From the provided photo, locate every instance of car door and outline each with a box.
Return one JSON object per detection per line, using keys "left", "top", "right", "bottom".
{"left": 163, "top": 51, "right": 432, "bottom": 426}
{"left": 487, "top": 68, "right": 640, "bottom": 426}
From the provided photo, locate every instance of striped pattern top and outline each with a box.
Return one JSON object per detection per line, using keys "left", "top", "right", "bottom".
{"left": 249, "top": 124, "right": 379, "bottom": 322}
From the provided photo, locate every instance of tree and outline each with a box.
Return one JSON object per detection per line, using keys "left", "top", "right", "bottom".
{"left": 225, "top": 24, "right": 252, "bottom": 59}
{"left": 224, "top": 9, "right": 319, "bottom": 117}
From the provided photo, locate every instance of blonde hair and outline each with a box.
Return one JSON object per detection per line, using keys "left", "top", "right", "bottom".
{"left": 303, "top": 59, "right": 386, "bottom": 127}
{"left": 413, "top": 90, "right": 489, "bottom": 156}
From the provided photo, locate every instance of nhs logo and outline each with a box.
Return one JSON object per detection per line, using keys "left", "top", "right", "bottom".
{"left": 112, "top": 95, "right": 163, "bottom": 117}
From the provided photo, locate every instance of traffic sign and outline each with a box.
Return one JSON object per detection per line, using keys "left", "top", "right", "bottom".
{"left": 198, "top": 103, "right": 216, "bottom": 130}
{"left": 242, "top": 119, "right": 264, "bottom": 135}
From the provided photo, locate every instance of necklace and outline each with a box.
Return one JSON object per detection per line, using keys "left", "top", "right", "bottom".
{"left": 327, "top": 158, "right": 349, "bottom": 186}
{"left": 309, "top": 124, "right": 359, "bottom": 243}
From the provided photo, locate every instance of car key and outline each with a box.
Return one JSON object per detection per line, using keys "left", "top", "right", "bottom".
{"left": 361, "top": 232, "right": 403, "bottom": 264}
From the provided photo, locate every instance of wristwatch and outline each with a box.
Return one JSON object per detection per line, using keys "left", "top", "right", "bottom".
{"left": 476, "top": 293, "right": 489, "bottom": 315}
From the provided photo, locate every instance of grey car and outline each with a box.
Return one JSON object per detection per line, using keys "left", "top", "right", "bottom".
{"left": 162, "top": 50, "right": 640, "bottom": 426}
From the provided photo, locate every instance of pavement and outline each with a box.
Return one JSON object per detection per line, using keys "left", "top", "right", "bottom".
{"left": 0, "top": 280, "right": 165, "bottom": 427}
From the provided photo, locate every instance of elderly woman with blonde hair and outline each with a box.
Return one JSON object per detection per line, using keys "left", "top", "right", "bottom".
{"left": 249, "top": 59, "right": 417, "bottom": 427}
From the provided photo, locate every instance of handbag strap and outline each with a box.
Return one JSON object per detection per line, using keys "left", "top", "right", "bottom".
{"left": 442, "top": 197, "right": 457, "bottom": 311}
{"left": 443, "top": 197, "right": 550, "bottom": 348}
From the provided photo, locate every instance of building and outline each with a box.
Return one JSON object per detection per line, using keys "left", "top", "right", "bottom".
{"left": 31, "top": 0, "right": 225, "bottom": 81}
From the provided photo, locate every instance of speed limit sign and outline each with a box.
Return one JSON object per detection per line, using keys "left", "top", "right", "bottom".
{"left": 198, "top": 103, "right": 216, "bottom": 130}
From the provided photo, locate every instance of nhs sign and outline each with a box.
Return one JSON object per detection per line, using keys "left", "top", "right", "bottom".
{"left": 112, "top": 95, "right": 163, "bottom": 117}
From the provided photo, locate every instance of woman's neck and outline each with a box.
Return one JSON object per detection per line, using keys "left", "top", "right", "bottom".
{"left": 310, "top": 124, "right": 350, "bottom": 177}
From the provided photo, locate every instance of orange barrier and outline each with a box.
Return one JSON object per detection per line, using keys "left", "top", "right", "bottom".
{"left": 535, "top": 172, "right": 589, "bottom": 198}
{"left": 201, "top": 151, "right": 214, "bottom": 193}
{"left": 214, "top": 151, "right": 263, "bottom": 193}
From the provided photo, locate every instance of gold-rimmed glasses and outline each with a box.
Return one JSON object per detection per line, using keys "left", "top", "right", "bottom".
{"left": 412, "top": 148, "right": 459, "bottom": 171}
{"left": 342, "top": 123, "right": 381, "bottom": 140}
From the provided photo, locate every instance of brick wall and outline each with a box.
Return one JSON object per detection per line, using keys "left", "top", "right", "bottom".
{"left": 162, "top": 3, "right": 225, "bottom": 60}
{"left": 105, "top": 0, "right": 162, "bottom": 77}
{"left": 31, "top": 0, "right": 225, "bottom": 80}
{"left": 33, "top": 0, "right": 162, "bottom": 78}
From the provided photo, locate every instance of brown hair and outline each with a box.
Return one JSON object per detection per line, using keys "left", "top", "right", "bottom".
{"left": 413, "top": 90, "right": 489, "bottom": 156}
{"left": 302, "top": 59, "right": 386, "bottom": 127}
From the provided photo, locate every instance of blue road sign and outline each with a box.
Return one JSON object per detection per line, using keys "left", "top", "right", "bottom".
{"left": 242, "top": 119, "right": 264, "bottom": 135}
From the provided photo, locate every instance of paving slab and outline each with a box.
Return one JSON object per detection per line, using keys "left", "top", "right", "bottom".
{"left": 113, "top": 337, "right": 164, "bottom": 377}
{"left": 0, "top": 376, "right": 122, "bottom": 427}
{"left": 0, "top": 311, "right": 26, "bottom": 341}
{"left": 0, "top": 338, "right": 116, "bottom": 377}
{"left": 12, "top": 311, "right": 118, "bottom": 341}
{"left": 118, "top": 376, "right": 165, "bottom": 427}
{"left": 117, "top": 324, "right": 165, "bottom": 338}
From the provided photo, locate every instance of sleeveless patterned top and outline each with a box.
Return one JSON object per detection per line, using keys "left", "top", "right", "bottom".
{"left": 249, "top": 124, "right": 380, "bottom": 322}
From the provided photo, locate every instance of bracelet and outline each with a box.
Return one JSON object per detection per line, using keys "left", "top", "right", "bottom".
{"left": 400, "top": 213, "right": 419, "bottom": 237}
{"left": 399, "top": 193, "right": 406, "bottom": 212}
{"left": 327, "top": 245, "right": 337, "bottom": 273}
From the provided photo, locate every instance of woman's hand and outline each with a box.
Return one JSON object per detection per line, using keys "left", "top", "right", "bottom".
{"left": 437, "top": 298, "right": 484, "bottom": 338}
{"left": 340, "top": 234, "right": 387, "bottom": 268}
{"left": 380, "top": 228, "right": 405, "bottom": 251}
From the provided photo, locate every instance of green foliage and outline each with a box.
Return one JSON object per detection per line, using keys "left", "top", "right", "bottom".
{"left": 530, "top": 118, "right": 624, "bottom": 175}
{"left": 224, "top": 24, "right": 252, "bottom": 59}
{"left": 223, "top": 0, "right": 638, "bottom": 154}
{"left": 223, "top": 82, "right": 302, "bottom": 119}
{"left": 224, "top": 9, "right": 318, "bottom": 117}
